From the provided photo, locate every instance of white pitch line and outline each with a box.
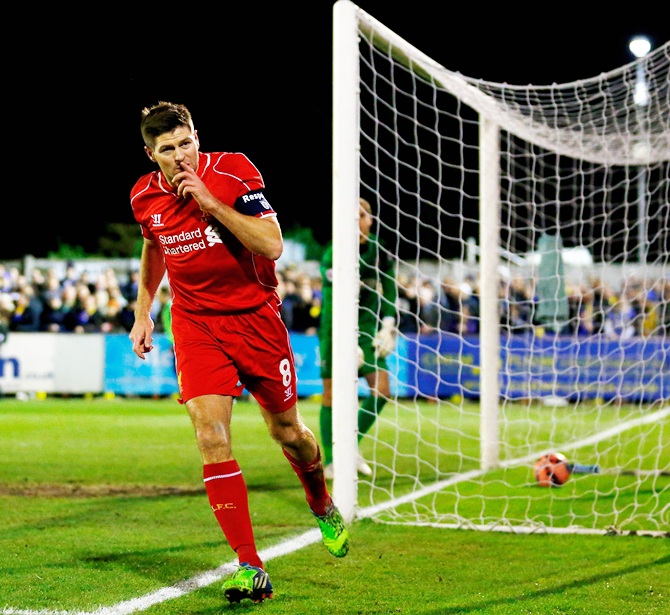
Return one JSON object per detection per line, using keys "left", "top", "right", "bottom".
{"left": 1, "top": 529, "right": 324, "bottom": 615}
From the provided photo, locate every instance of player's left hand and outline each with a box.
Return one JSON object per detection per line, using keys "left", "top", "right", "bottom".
{"left": 373, "top": 316, "right": 397, "bottom": 358}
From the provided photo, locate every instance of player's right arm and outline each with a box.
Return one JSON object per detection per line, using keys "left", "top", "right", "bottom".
{"left": 129, "top": 238, "right": 166, "bottom": 360}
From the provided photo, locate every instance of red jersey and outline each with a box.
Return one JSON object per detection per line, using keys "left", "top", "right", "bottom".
{"left": 130, "top": 152, "right": 279, "bottom": 313}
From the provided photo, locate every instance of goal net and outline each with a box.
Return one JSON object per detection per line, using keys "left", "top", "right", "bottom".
{"left": 331, "top": 0, "right": 670, "bottom": 535}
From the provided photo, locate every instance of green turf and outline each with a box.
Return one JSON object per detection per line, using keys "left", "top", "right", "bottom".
{"left": 1, "top": 397, "right": 668, "bottom": 614}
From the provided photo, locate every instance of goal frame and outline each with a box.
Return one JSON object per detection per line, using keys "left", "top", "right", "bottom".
{"left": 331, "top": 0, "right": 669, "bottom": 534}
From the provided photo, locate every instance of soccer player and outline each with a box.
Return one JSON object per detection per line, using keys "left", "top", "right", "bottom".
{"left": 128, "top": 101, "right": 349, "bottom": 605}
{"left": 318, "top": 197, "right": 398, "bottom": 479}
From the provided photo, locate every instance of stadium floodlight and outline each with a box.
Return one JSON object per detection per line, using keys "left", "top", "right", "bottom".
{"left": 630, "top": 35, "right": 651, "bottom": 106}
{"left": 629, "top": 35, "right": 651, "bottom": 59}
{"left": 629, "top": 35, "right": 653, "bottom": 261}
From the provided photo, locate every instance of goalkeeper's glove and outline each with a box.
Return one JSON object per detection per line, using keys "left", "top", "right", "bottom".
{"left": 357, "top": 345, "right": 365, "bottom": 369}
{"left": 373, "top": 316, "right": 397, "bottom": 358}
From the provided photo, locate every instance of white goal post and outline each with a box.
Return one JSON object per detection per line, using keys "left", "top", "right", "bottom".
{"left": 331, "top": 0, "right": 670, "bottom": 535}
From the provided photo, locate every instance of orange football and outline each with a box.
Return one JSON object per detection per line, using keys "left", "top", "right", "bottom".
{"left": 534, "top": 452, "right": 571, "bottom": 487}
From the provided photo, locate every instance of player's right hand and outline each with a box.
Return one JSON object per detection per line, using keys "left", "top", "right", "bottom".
{"left": 129, "top": 318, "right": 155, "bottom": 360}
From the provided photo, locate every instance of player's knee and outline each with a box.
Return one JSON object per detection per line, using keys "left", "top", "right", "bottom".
{"left": 268, "top": 423, "right": 294, "bottom": 446}
{"left": 195, "top": 426, "right": 230, "bottom": 456}
{"left": 268, "top": 421, "right": 305, "bottom": 449}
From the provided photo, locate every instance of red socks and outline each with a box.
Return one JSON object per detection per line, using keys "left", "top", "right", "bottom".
{"left": 203, "top": 460, "right": 263, "bottom": 569}
{"left": 203, "top": 452, "right": 330, "bottom": 568}
{"left": 282, "top": 448, "right": 331, "bottom": 516}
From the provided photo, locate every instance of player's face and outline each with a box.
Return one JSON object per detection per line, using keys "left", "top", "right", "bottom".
{"left": 359, "top": 207, "right": 373, "bottom": 244}
{"left": 145, "top": 125, "right": 200, "bottom": 187}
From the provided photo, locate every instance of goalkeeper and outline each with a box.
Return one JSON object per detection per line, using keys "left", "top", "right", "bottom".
{"left": 319, "top": 197, "right": 397, "bottom": 478}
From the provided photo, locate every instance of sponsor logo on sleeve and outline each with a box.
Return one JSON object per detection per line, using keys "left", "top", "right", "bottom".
{"left": 242, "top": 192, "right": 271, "bottom": 210}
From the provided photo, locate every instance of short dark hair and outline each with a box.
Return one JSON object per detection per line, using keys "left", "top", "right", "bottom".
{"left": 140, "top": 101, "right": 194, "bottom": 148}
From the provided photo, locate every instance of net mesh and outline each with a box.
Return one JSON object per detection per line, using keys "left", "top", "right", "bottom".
{"left": 341, "top": 5, "right": 670, "bottom": 534}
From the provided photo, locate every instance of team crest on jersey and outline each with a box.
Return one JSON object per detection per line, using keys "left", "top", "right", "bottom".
{"left": 205, "top": 225, "right": 223, "bottom": 246}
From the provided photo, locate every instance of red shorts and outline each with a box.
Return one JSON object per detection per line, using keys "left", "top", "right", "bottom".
{"left": 171, "top": 297, "right": 298, "bottom": 412}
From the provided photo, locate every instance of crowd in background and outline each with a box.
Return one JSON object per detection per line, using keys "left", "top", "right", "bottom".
{"left": 1, "top": 261, "right": 669, "bottom": 342}
{"left": 396, "top": 271, "right": 670, "bottom": 339}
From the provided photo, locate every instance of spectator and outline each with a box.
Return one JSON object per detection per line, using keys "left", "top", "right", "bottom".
{"left": 9, "top": 285, "right": 43, "bottom": 332}
{"left": 566, "top": 283, "right": 594, "bottom": 337}
{"left": 28, "top": 268, "right": 47, "bottom": 297}
{"left": 590, "top": 278, "right": 614, "bottom": 335}
{"left": 40, "top": 295, "right": 69, "bottom": 332}
{"left": 291, "top": 274, "right": 320, "bottom": 334}
{"left": 0, "top": 264, "right": 12, "bottom": 293}
{"left": 397, "top": 273, "right": 422, "bottom": 334}
{"left": 0, "top": 293, "right": 13, "bottom": 344}
{"left": 500, "top": 274, "right": 533, "bottom": 335}
{"left": 460, "top": 276, "right": 480, "bottom": 335}
{"left": 104, "top": 283, "right": 128, "bottom": 316}
{"left": 123, "top": 269, "right": 140, "bottom": 302}
{"left": 418, "top": 279, "right": 440, "bottom": 333}
{"left": 40, "top": 269, "right": 64, "bottom": 304}
{"left": 603, "top": 287, "right": 638, "bottom": 340}
{"left": 278, "top": 276, "right": 302, "bottom": 331}
{"left": 61, "top": 262, "right": 80, "bottom": 289}
{"left": 66, "top": 293, "right": 105, "bottom": 333}
{"left": 116, "top": 298, "right": 137, "bottom": 333}
{"left": 438, "top": 277, "right": 464, "bottom": 334}
{"left": 641, "top": 279, "right": 662, "bottom": 337}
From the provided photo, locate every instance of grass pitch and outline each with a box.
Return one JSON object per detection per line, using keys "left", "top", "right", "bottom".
{"left": 1, "top": 396, "right": 668, "bottom": 614}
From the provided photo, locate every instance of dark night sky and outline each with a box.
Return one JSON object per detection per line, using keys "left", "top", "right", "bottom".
{"left": 6, "top": 2, "right": 668, "bottom": 260}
